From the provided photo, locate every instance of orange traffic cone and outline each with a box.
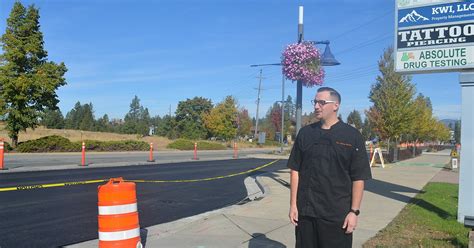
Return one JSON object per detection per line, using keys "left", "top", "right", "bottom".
{"left": 98, "top": 177, "right": 142, "bottom": 248}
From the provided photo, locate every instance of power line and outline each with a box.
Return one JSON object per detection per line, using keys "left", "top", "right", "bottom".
{"left": 335, "top": 33, "right": 392, "bottom": 56}
{"left": 330, "top": 9, "right": 393, "bottom": 42}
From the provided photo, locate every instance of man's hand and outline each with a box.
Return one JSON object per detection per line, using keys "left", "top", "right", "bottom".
{"left": 342, "top": 212, "right": 358, "bottom": 233}
{"left": 289, "top": 205, "right": 298, "bottom": 226}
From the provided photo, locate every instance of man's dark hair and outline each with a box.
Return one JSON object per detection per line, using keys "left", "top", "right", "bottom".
{"left": 317, "top": 87, "right": 341, "bottom": 104}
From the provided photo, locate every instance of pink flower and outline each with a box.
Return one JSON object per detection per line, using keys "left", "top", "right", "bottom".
{"left": 281, "top": 42, "right": 325, "bottom": 87}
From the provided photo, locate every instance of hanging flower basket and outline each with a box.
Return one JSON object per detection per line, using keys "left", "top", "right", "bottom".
{"left": 281, "top": 42, "right": 325, "bottom": 87}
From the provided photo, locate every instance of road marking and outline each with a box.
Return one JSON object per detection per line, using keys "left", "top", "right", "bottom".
{"left": 0, "top": 160, "right": 279, "bottom": 192}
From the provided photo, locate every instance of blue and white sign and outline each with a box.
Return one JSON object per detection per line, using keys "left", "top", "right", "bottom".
{"left": 396, "top": 0, "right": 474, "bottom": 73}
{"left": 398, "top": 2, "right": 474, "bottom": 28}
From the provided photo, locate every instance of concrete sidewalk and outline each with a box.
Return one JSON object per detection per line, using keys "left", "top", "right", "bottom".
{"left": 70, "top": 150, "right": 452, "bottom": 248}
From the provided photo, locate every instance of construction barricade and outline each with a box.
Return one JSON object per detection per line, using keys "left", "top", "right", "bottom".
{"left": 98, "top": 177, "right": 142, "bottom": 248}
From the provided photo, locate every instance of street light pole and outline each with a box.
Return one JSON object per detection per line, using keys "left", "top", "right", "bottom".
{"left": 296, "top": 6, "right": 304, "bottom": 136}
{"left": 294, "top": 7, "right": 341, "bottom": 135}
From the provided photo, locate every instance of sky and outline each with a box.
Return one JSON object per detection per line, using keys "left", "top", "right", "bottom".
{"left": 0, "top": 0, "right": 464, "bottom": 121}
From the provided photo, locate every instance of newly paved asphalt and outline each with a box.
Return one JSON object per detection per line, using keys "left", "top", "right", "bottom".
{"left": 0, "top": 158, "right": 286, "bottom": 247}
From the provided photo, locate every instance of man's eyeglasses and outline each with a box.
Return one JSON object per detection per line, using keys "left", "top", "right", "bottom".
{"left": 311, "top": 99, "right": 337, "bottom": 106}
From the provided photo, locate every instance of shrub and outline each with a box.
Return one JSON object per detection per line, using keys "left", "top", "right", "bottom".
{"left": 16, "top": 135, "right": 78, "bottom": 152}
{"left": 167, "top": 139, "right": 194, "bottom": 150}
{"left": 2, "top": 141, "right": 13, "bottom": 152}
{"left": 73, "top": 140, "right": 149, "bottom": 152}
{"left": 167, "top": 139, "right": 226, "bottom": 150}
{"left": 197, "top": 141, "right": 226, "bottom": 150}
{"left": 15, "top": 135, "right": 149, "bottom": 152}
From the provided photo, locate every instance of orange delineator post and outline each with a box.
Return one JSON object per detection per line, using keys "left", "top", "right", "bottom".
{"left": 233, "top": 142, "right": 238, "bottom": 159}
{"left": 193, "top": 142, "right": 198, "bottom": 160}
{"left": 98, "top": 177, "right": 142, "bottom": 248}
{"left": 0, "top": 140, "right": 5, "bottom": 170}
{"left": 81, "top": 142, "right": 87, "bottom": 166}
{"left": 147, "top": 143, "right": 155, "bottom": 162}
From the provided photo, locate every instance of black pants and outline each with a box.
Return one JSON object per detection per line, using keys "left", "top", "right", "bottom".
{"left": 295, "top": 216, "right": 352, "bottom": 248}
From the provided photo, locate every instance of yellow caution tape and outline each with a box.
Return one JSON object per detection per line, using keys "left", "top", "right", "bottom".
{"left": 0, "top": 160, "right": 279, "bottom": 192}
{"left": 0, "top": 179, "right": 108, "bottom": 192}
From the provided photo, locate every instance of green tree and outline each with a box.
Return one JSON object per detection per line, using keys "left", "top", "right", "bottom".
{"left": 366, "top": 47, "right": 416, "bottom": 152}
{"left": 346, "top": 110, "right": 363, "bottom": 130}
{"left": 65, "top": 101, "right": 82, "bottom": 129}
{"left": 122, "top": 96, "right": 151, "bottom": 136}
{"left": 123, "top": 96, "right": 141, "bottom": 134}
{"left": 361, "top": 117, "right": 375, "bottom": 141}
{"left": 407, "top": 94, "right": 432, "bottom": 143}
{"left": 237, "top": 108, "right": 252, "bottom": 137}
{"left": 41, "top": 108, "right": 64, "bottom": 129}
{"left": 428, "top": 120, "right": 450, "bottom": 143}
{"left": 454, "top": 120, "right": 461, "bottom": 144}
{"left": 79, "top": 103, "right": 95, "bottom": 131}
{"left": 176, "top": 97, "right": 212, "bottom": 139}
{"left": 64, "top": 102, "right": 95, "bottom": 131}
{"left": 203, "top": 96, "right": 238, "bottom": 140}
{"left": 0, "top": 2, "right": 67, "bottom": 146}
{"left": 286, "top": 95, "right": 295, "bottom": 120}
{"left": 270, "top": 102, "right": 282, "bottom": 136}
{"left": 96, "top": 114, "right": 111, "bottom": 132}
{"left": 156, "top": 115, "right": 178, "bottom": 139}
{"left": 136, "top": 107, "right": 151, "bottom": 136}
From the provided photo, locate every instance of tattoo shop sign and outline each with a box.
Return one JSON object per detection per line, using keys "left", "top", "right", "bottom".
{"left": 395, "top": 0, "right": 474, "bottom": 73}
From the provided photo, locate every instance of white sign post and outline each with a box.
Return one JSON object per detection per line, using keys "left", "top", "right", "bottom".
{"left": 395, "top": 0, "right": 474, "bottom": 225}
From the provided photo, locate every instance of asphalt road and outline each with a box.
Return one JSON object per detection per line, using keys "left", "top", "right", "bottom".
{"left": 0, "top": 158, "right": 286, "bottom": 247}
{"left": 2, "top": 149, "right": 275, "bottom": 170}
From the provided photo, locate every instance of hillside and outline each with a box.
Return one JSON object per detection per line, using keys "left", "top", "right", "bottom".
{"left": 440, "top": 119, "right": 458, "bottom": 130}
{"left": 0, "top": 123, "right": 172, "bottom": 150}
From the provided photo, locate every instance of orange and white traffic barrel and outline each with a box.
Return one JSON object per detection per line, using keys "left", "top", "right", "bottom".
{"left": 0, "top": 139, "right": 5, "bottom": 170}
{"left": 98, "top": 177, "right": 142, "bottom": 248}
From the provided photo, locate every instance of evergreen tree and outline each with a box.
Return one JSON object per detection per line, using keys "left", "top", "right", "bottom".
{"left": 346, "top": 110, "right": 363, "bottom": 130}
{"left": 79, "top": 103, "right": 95, "bottom": 131}
{"left": 0, "top": 2, "right": 67, "bottom": 146}
{"left": 361, "top": 117, "right": 374, "bottom": 141}
{"left": 156, "top": 115, "right": 178, "bottom": 139}
{"left": 286, "top": 95, "right": 295, "bottom": 120}
{"left": 96, "top": 114, "right": 111, "bottom": 132}
{"left": 123, "top": 96, "right": 141, "bottom": 134}
{"left": 137, "top": 107, "right": 151, "bottom": 136}
{"left": 41, "top": 108, "right": 64, "bottom": 129}
{"left": 65, "top": 101, "right": 82, "bottom": 129}
{"left": 454, "top": 120, "right": 461, "bottom": 144}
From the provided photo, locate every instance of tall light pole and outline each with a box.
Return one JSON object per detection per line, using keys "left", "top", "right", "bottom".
{"left": 296, "top": 6, "right": 304, "bottom": 136}
{"left": 295, "top": 6, "right": 340, "bottom": 135}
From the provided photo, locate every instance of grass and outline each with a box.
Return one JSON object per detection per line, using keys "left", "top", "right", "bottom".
{"left": 363, "top": 182, "right": 470, "bottom": 248}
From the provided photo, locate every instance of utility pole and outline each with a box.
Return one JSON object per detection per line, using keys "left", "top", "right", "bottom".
{"left": 169, "top": 105, "right": 172, "bottom": 117}
{"left": 254, "top": 69, "right": 264, "bottom": 140}
{"left": 280, "top": 74, "right": 285, "bottom": 153}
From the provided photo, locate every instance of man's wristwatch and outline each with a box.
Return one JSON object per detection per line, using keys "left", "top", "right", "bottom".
{"left": 349, "top": 209, "right": 360, "bottom": 216}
